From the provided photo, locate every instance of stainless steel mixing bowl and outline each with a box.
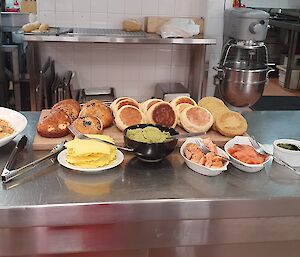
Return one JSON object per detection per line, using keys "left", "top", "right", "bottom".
{"left": 214, "top": 61, "right": 274, "bottom": 107}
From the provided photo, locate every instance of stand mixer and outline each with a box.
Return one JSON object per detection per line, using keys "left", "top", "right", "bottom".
{"left": 214, "top": 8, "right": 274, "bottom": 107}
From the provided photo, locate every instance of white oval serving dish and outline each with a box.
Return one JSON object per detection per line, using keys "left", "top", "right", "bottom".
{"left": 224, "top": 136, "right": 271, "bottom": 173}
{"left": 180, "top": 138, "right": 229, "bottom": 176}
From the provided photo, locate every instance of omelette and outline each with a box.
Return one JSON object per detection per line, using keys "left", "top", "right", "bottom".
{"left": 65, "top": 135, "right": 117, "bottom": 168}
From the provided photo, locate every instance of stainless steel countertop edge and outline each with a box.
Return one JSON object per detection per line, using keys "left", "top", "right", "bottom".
{"left": 23, "top": 34, "right": 217, "bottom": 44}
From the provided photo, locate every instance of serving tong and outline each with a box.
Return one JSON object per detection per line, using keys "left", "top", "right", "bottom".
{"left": 1, "top": 136, "right": 65, "bottom": 183}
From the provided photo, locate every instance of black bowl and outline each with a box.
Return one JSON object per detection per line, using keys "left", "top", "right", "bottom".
{"left": 123, "top": 124, "right": 179, "bottom": 162}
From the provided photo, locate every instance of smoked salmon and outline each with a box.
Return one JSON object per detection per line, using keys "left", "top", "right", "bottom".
{"left": 228, "top": 144, "right": 267, "bottom": 164}
{"left": 184, "top": 139, "right": 226, "bottom": 168}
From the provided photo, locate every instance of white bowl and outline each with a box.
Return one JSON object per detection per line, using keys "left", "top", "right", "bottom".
{"left": 224, "top": 136, "right": 271, "bottom": 173}
{"left": 180, "top": 138, "right": 229, "bottom": 176}
{"left": 273, "top": 139, "right": 300, "bottom": 167}
{"left": 0, "top": 107, "right": 27, "bottom": 148}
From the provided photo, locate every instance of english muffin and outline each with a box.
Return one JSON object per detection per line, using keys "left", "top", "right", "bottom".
{"left": 146, "top": 102, "right": 177, "bottom": 128}
{"left": 180, "top": 106, "right": 213, "bottom": 133}
{"left": 215, "top": 111, "right": 248, "bottom": 137}
{"left": 115, "top": 105, "right": 145, "bottom": 131}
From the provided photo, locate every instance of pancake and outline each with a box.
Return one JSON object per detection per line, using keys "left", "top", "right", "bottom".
{"left": 146, "top": 102, "right": 177, "bottom": 128}
{"left": 72, "top": 116, "right": 103, "bottom": 134}
{"left": 115, "top": 105, "right": 144, "bottom": 131}
{"left": 80, "top": 99, "right": 113, "bottom": 128}
{"left": 180, "top": 106, "right": 213, "bottom": 133}
{"left": 215, "top": 111, "right": 248, "bottom": 137}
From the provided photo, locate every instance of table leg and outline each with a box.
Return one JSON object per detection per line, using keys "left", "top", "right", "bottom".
{"left": 27, "top": 42, "right": 40, "bottom": 111}
{"left": 11, "top": 47, "right": 21, "bottom": 111}
{"left": 285, "top": 30, "right": 298, "bottom": 89}
{"left": 188, "top": 45, "right": 207, "bottom": 101}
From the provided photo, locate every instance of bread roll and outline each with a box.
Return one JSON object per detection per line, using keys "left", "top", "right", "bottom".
{"left": 52, "top": 99, "right": 81, "bottom": 123}
{"left": 37, "top": 109, "right": 70, "bottom": 138}
{"left": 80, "top": 99, "right": 113, "bottom": 128}
{"left": 122, "top": 19, "right": 142, "bottom": 32}
{"left": 39, "top": 23, "right": 49, "bottom": 32}
{"left": 72, "top": 116, "right": 103, "bottom": 135}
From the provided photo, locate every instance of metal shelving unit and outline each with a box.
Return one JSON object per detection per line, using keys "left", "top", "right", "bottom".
{"left": 23, "top": 30, "right": 216, "bottom": 111}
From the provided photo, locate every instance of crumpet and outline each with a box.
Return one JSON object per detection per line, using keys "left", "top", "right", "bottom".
{"left": 215, "top": 111, "right": 248, "bottom": 137}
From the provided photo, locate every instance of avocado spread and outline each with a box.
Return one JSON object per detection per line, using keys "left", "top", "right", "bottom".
{"left": 126, "top": 126, "right": 171, "bottom": 143}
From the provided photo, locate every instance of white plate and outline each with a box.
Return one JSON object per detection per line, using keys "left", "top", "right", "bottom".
{"left": 0, "top": 107, "right": 27, "bottom": 148}
{"left": 57, "top": 149, "right": 124, "bottom": 173}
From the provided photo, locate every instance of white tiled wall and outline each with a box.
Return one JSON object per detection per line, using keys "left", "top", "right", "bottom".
{"left": 37, "top": 0, "right": 222, "bottom": 100}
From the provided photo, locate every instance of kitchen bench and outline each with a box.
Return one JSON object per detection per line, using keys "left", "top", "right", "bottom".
{"left": 1, "top": 111, "right": 300, "bottom": 256}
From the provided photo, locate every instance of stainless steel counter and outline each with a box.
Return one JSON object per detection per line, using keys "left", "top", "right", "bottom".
{"left": 1, "top": 111, "right": 300, "bottom": 256}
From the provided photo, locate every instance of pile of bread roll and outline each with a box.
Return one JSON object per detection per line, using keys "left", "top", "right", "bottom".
{"left": 198, "top": 97, "right": 248, "bottom": 137}
{"left": 22, "top": 21, "right": 49, "bottom": 33}
{"left": 110, "top": 96, "right": 214, "bottom": 133}
{"left": 37, "top": 99, "right": 113, "bottom": 138}
{"left": 37, "top": 96, "right": 248, "bottom": 138}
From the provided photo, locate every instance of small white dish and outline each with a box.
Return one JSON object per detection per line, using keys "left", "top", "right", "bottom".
{"left": 180, "top": 138, "right": 229, "bottom": 176}
{"left": 57, "top": 149, "right": 124, "bottom": 173}
{"left": 273, "top": 139, "right": 300, "bottom": 167}
{"left": 224, "top": 136, "right": 271, "bottom": 173}
{"left": 0, "top": 107, "right": 27, "bottom": 148}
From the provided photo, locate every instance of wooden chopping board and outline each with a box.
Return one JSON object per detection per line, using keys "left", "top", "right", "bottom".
{"left": 33, "top": 110, "right": 234, "bottom": 151}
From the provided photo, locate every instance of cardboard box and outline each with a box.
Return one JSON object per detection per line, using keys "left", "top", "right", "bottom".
{"left": 277, "top": 65, "right": 300, "bottom": 90}
{"left": 20, "top": 1, "right": 37, "bottom": 13}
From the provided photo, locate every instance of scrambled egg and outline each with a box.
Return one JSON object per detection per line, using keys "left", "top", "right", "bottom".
{"left": 65, "top": 135, "right": 116, "bottom": 168}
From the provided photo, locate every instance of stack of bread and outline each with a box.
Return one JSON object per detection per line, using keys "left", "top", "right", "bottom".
{"left": 170, "top": 96, "right": 213, "bottom": 133}
{"left": 110, "top": 97, "right": 145, "bottom": 131}
{"left": 111, "top": 97, "right": 179, "bottom": 131}
{"left": 111, "top": 96, "right": 217, "bottom": 133}
{"left": 37, "top": 99, "right": 113, "bottom": 138}
{"left": 198, "top": 97, "right": 248, "bottom": 137}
